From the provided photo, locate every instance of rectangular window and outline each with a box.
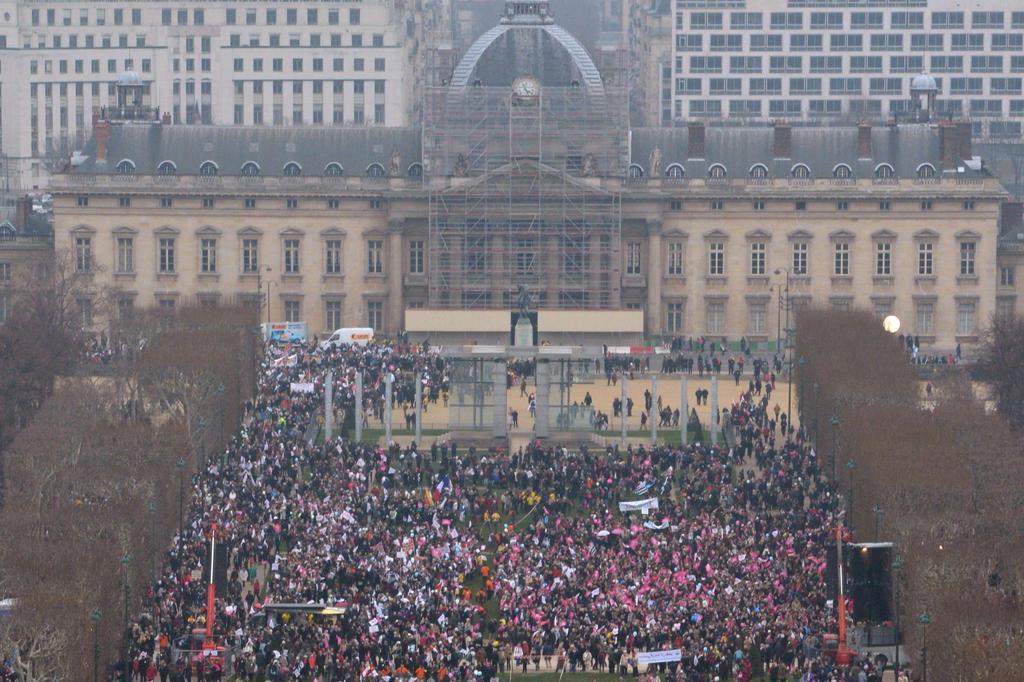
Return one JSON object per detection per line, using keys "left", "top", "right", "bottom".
{"left": 367, "top": 301, "right": 384, "bottom": 330}
{"left": 325, "top": 240, "right": 343, "bottom": 274}
{"left": 626, "top": 241, "right": 642, "bottom": 275}
{"left": 666, "top": 302, "right": 684, "bottom": 333}
{"left": 75, "top": 236, "right": 92, "bottom": 272}
{"left": 932, "top": 12, "right": 964, "bottom": 29}
{"left": 834, "top": 242, "right": 850, "bottom": 276}
{"left": 750, "top": 242, "right": 766, "bottom": 275}
{"left": 116, "top": 237, "right": 134, "bottom": 273}
{"left": 199, "top": 239, "right": 217, "bottom": 273}
{"left": 367, "top": 240, "right": 384, "bottom": 274}
{"left": 793, "top": 242, "right": 808, "bottom": 275}
{"left": 667, "top": 242, "right": 684, "bottom": 276}
{"left": 957, "top": 302, "right": 977, "bottom": 335}
{"left": 748, "top": 301, "right": 767, "bottom": 335}
{"left": 284, "top": 239, "right": 301, "bottom": 274}
{"left": 0, "top": 262, "right": 9, "bottom": 282}
{"left": 875, "top": 242, "right": 892, "bottom": 276}
{"left": 326, "top": 301, "right": 343, "bottom": 330}
{"left": 916, "top": 302, "right": 935, "bottom": 334}
{"left": 709, "top": 242, "right": 725, "bottom": 276}
{"left": 706, "top": 301, "right": 726, "bottom": 334}
{"left": 960, "top": 242, "right": 976, "bottom": 275}
{"left": 242, "top": 239, "right": 259, "bottom": 273}
{"left": 78, "top": 298, "right": 93, "bottom": 329}
{"left": 1001, "top": 266, "right": 1016, "bottom": 287}
{"left": 409, "top": 240, "right": 425, "bottom": 274}
{"left": 159, "top": 238, "right": 175, "bottom": 273}
{"left": 918, "top": 243, "right": 933, "bottom": 275}
{"left": 284, "top": 300, "right": 301, "bottom": 323}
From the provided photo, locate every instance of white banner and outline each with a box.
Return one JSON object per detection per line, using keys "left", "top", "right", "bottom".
{"left": 618, "top": 498, "right": 659, "bottom": 513}
{"left": 290, "top": 382, "right": 315, "bottom": 394}
{"left": 638, "top": 649, "right": 682, "bottom": 665}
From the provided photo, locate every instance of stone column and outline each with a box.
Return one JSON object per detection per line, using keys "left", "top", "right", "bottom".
{"left": 650, "top": 373, "right": 658, "bottom": 445}
{"left": 680, "top": 374, "right": 689, "bottom": 446}
{"left": 535, "top": 360, "right": 551, "bottom": 439}
{"left": 645, "top": 219, "right": 663, "bottom": 337}
{"left": 386, "top": 219, "right": 404, "bottom": 335}
{"left": 324, "top": 370, "right": 334, "bottom": 441}
{"left": 710, "top": 374, "right": 719, "bottom": 445}
{"left": 415, "top": 372, "right": 423, "bottom": 444}
{"left": 355, "top": 372, "right": 363, "bottom": 443}
{"left": 492, "top": 360, "right": 508, "bottom": 439}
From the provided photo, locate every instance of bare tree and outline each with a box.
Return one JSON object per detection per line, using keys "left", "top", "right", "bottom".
{"left": 977, "top": 313, "right": 1024, "bottom": 431}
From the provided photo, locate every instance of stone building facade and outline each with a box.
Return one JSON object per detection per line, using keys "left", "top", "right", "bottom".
{"left": 48, "top": 1, "right": 1012, "bottom": 349}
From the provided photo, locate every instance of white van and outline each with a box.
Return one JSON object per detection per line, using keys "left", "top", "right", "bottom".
{"left": 319, "top": 327, "right": 374, "bottom": 349}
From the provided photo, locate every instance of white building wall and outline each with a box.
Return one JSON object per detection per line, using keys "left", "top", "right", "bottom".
{"left": 0, "top": 0, "right": 422, "bottom": 190}
{"left": 669, "top": 0, "right": 1024, "bottom": 135}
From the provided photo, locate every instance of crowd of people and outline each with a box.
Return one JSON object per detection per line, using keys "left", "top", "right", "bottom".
{"left": 115, "top": 337, "right": 867, "bottom": 681}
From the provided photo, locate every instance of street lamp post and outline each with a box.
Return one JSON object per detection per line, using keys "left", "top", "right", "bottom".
{"left": 919, "top": 612, "right": 931, "bottom": 682}
{"left": 121, "top": 553, "right": 131, "bottom": 682}
{"left": 872, "top": 504, "right": 884, "bottom": 541}
{"left": 892, "top": 558, "right": 904, "bottom": 680}
{"left": 812, "top": 382, "right": 820, "bottom": 441}
{"left": 774, "top": 268, "right": 792, "bottom": 432}
{"left": 797, "top": 355, "right": 806, "bottom": 429}
{"left": 90, "top": 609, "right": 103, "bottom": 682}
{"left": 830, "top": 415, "right": 840, "bottom": 480}
{"left": 846, "top": 459, "right": 856, "bottom": 531}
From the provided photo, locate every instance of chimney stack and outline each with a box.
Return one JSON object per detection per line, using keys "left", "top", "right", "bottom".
{"left": 15, "top": 196, "right": 30, "bottom": 229}
{"left": 772, "top": 121, "right": 791, "bottom": 158}
{"left": 94, "top": 120, "right": 111, "bottom": 163}
{"left": 957, "top": 121, "right": 972, "bottom": 160}
{"left": 939, "top": 120, "right": 958, "bottom": 169}
{"left": 857, "top": 121, "right": 872, "bottom": 159}
{"left": 687, "top": 121, "right": 705, "bottom": 159}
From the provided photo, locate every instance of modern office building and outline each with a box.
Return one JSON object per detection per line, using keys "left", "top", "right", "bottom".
{"left": 629, "top": 0, "right": 1024, "bottom": 139}
{"left": 0, "top": 0, "right": 428, "bottom": 192}
{"left": 47, "top": 0, "right": 1013, "bottom": 349}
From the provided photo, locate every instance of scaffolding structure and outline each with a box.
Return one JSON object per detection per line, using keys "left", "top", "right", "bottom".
{"left": 423, "top": 35, "right": 629, "bottom": 310}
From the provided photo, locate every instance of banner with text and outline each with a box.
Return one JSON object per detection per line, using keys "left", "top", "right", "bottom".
{"left": 638, "top": 649, "right": 682, "bottom": 665}
{"left": 618, "top": 498, "right": 659, "bottom": 513}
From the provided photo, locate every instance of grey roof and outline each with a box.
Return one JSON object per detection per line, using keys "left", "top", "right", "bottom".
{"left": 75, "top": 125, "right": 422, "bottom": 176}
{"left": 450, "top": 23, "right": 604, "bottom": 95}
{"left": 630, "top": 125, "right": 958, "bottom": 179}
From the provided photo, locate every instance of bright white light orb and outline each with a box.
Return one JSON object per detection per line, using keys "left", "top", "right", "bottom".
{"left": 882, "top": 315, "right": 901, "bottom": 334}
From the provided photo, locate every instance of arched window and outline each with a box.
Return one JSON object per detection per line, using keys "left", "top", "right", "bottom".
{"left": 157, "top": 161, "right": 177, "bottom": 176}
{"left": 241, "top": 161, "right": 261, "bottom": 177}
{"left": 199, "top": 161, "right": 219, "bottom": 176}
{"left": 749, "top": 164, "right": 769, "bottom": 179}
{"left": 833, "top": 164, "right": 853, "bottom": 179}
{"left": 283, "top": 162, "right": 302, "bottom": 177}
{"left": 665, "top": 163, "right": 685, "bottom": 179}
{"left": 916, "top": 163, "right": 936, "bottom": 179}
{"left": 407, "top": 163, "right": 423, "bottom": 178}
{"left": 627, "top": 164, "right": 645, "bottom": 179}
{"left": 324, "top": 162, "right": 344, "bottom": 177}
{"left": 791, "top": 163, "right": 811, "bottom": 179}
{"left": 115, "top": 159, "right": 136, "bottom": 175}
{"left": 709, "top": 164, "right": 728, "bottom": 179}
{"left": 874, "top": 163, "right": 895, "bottom": 179}
{"left": 366, "top": 163, "right": 386, "bottom": 177}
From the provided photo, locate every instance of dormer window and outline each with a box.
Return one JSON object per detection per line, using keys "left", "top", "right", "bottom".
{"left": 115, "top": 159, "right": 136, "bottom": 175}
{"left": 241, "top": 161, "right": 261, "bottom": 176}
